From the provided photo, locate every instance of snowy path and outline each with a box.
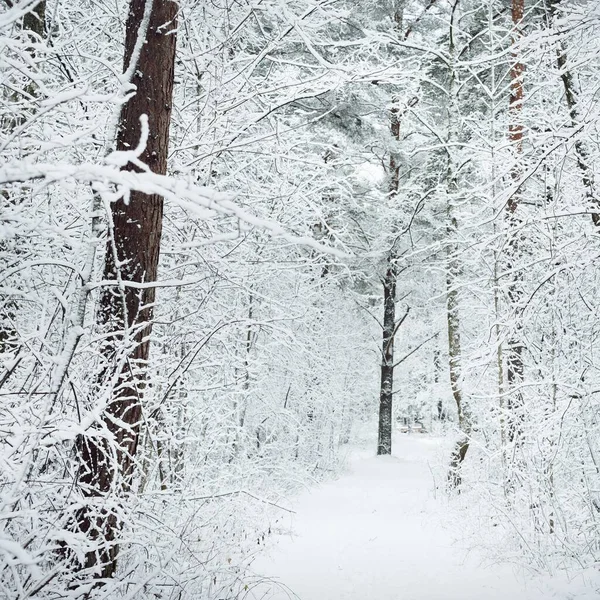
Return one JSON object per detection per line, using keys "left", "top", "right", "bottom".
{"left": 250, "top": 434, "right": 562, "bottom": 600}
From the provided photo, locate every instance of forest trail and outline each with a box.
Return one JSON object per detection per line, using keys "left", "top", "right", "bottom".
{"left": 249, "top": 434, "right": 576, "bottom": 600}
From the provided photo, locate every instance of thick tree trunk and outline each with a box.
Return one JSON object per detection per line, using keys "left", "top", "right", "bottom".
{"left": 376, "top": 0, "right": 438, "bottom": 458}
{"left": 75, "top": 0, "right": 178, "bottom": 579}
{"left": 507, "top": 0, "right": 525, "bottom": 189}
{"left": 22, "top": 0, "right": 45, "bottom": 44}
{"left": 445, "top": 1, "right": 470, "bottom": 487}
{"left": 547, "top": 0, "right": 600, "bottom": 227}
{"left": 505, "top": 0, "right": 525, "bottom": 447}
{"left": 378, "top": 264, "right": 396, "bottom": 455}
{"left": 446, "top": 173, "right": 470, "bottom": 486}
{"left": 377, "top": 97, "right": 402, "bottom": 456}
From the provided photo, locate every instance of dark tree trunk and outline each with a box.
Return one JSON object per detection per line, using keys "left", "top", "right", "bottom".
{"left": 507, "top": 0, "right": 525, "bottom": 189}
{"left": 75, "top": 0, "right": 178, "bottom": 579}
{"left": 378, "top": 264, "right": 396, "bottom": 455}
{"left": 22, "top": 0, "right": 45, "bottom": 43}
{"left": 375, "top": 0, "right": 434, "bottom": 458}
{"left": 446, "top": 207, "right": 470, "bottom": 485}
{"left": 448, "top": 436, "right": 469, "bottom": 488}
{"left": 505, "top": 0, "right": 525, "bottom": 447}
{"left": 547, "top": 0, "right": 600, "bottom": 227}
{"left": 377, "top": 94, "right": 403, "bottom": 456}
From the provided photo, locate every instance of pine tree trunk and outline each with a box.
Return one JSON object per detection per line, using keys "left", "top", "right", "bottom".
{"left": 445, "top": 1, "right": 470, "bottom": 486}
{"left": 377, "top": 95, "right": 402, "bottom": 456}
{"left": 75, "top": 0, "right": 178, "bottom": 579}
{"left": 547, "top": 0, "right": 600, "bottom": 227}
{"left": 22, "top": 0, "right": 45, "bottom": 47}
{"left": 446, "top": 212, "right": 469, "bottom": 486}
{"left": 505, "top": 0, "right": 525, "bottom": 448}
{"left": 378, "top": 264, "right": 396, "bottom": 455}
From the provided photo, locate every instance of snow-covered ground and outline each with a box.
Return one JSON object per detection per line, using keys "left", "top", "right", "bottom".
{"left": 249, "top": 433, "right": 599, "bottom": 600}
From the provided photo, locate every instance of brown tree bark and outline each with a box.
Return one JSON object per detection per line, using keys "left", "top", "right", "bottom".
{"left": 505, "top": 0, "right": 526, "bottom": 448}
{"left": 508, "top": 0, "right": 525, "bottom": 193}
{"left": 547, "top": 0, "right": 600, "bottom": 227}
{"left": 75, "top": 0, "right": 178, "bottom": 579}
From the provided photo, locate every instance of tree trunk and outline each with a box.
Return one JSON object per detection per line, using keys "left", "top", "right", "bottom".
{"left": 231, "top": 292, "right": 254, "bottom": 461}
{"left": 445, "top": 0, "right": 470, "bottom": 487}
{"left": 22, "top": 0, "right": 45, "bottom": 46}
{"left": 377, "top": 93, "right": 402, "bottom": 456}
{"left": 378, "top": 263, "right": 396, "bottom": 455}
{"left": 75, "top": 0, "right": 178, "bottom": 579}
{"left": 446, "top": 174, "right": 470, "bottom": 486}
{"left": 547, "top": 0, "right": 600, "bottom": 227}
{"left": 505, "top": 0, "right": 525, "bottom": 448}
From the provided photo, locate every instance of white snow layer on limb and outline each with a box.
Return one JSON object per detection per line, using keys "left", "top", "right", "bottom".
{"left": 0, "top": 161, "right": 351, "bottom": 258}
{"left": 105, "top": 113, "right": 151, "bottom": 172}
{"left": 0, "top": 537, "right": 41, "bottom": 578}
{"left": 104, "top": 0, "right": 155, "bottom": 154}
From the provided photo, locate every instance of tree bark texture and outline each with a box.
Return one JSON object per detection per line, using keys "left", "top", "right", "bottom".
{"left": 446, "top": 171, "right": 470, "bottom": 486}
{"left": 378, "top": 264, "right": 396, "bottom": 455}
{"left": 505, "top": 0, "right": 526, "bottom": 448}
{"left": 377, "top": 99, "right": 402, "bottom": 456}
{"left": 22, "top": 0, "right": 45, "bottom": 44}
{"left": 445, "top": 3, "right": 470, "bottom": 486}
{"left": 547, "top": 0, "right": 600, "bottom": 227}
{"left": 508, "top": 0, "right": 525, "bottom": 197}
{"left": 75, "top": 0, "right": 178, "bottom": 579}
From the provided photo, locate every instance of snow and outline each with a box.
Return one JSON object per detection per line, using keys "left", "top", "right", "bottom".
{"left": 250, "top": 433, "right": 598, "bottom": 600}
{"left": 354, "top": 162, "right": 385, "bottom": 185}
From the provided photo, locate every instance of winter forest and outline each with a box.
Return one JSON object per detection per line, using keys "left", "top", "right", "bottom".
{"left": 2, "top": 0, "right": 600, "bottom": 597}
